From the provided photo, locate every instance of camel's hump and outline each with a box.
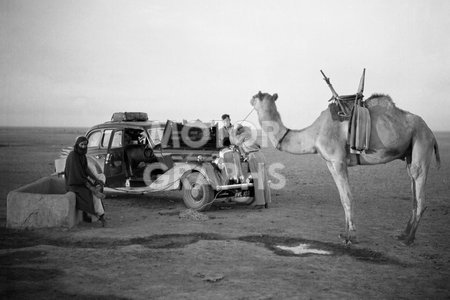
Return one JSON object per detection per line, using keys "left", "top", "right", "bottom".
{"left": 365, "top": 94, "right": 396, "bottom": 109}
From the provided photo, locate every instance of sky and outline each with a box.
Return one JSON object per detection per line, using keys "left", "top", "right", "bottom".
{"left": 1, "top": 0, "right": 449, "bottom": 130}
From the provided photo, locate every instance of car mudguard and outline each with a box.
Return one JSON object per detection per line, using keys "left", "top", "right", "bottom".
{"left": 178, "top": 163, "right": 221, "bottom": 190}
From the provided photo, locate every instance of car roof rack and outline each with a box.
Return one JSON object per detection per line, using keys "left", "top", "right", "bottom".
{"left": 111, "top": 112, "right": 148, "bottom": 122}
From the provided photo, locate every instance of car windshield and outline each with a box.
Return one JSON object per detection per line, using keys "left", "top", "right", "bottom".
{"left": 147, "top": 123, "right": 165, "bottom": 145}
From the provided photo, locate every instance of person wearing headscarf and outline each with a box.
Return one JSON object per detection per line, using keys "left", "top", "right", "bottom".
{"left": 64, "top": 136, "right": 107, "bottom": 226}
{"left": 230, "top": 125, "right": 271, "bottom": 208}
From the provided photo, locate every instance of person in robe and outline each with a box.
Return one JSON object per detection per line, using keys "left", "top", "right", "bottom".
{"left": 64, "top": 136, "right": 107, "bottom": 226}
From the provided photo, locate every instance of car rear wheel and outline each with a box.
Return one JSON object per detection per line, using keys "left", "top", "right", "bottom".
{"left": 182, "top": 172, "right": 214, "bottom": 211}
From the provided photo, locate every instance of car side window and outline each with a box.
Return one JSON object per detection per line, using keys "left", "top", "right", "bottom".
{"left": 101, "top": 129, "right": 113, "bottom": 149}
{"left": 87, "top": 131, "right": 102, "bottom": 148}
{"left": 111, "top": 130, "right": 123, "bottom": 149}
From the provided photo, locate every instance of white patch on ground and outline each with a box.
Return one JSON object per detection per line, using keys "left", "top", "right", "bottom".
{"left": 276, "top": 244, "right": 332, "bottom": 255}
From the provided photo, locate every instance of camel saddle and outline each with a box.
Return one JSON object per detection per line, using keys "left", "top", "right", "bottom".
{"left": 322, "top": 69, "right": 371, "bottom": 153}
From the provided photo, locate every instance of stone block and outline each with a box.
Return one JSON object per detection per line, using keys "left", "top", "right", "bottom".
{"left": 7, "top": 176, "right": 81, "bottom": 229}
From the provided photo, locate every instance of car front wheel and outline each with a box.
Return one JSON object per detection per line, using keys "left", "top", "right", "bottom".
{"left": 182, "top": 172, "right": 214, "bottom": 211}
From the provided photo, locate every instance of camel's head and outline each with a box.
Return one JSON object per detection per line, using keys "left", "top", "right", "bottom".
{"left": 250, "top": 91, "right": 278, "bottom": 112}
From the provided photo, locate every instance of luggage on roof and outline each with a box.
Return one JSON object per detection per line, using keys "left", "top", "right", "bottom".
{"left": 111, "top": 112, "right": 148, "bottom": 122}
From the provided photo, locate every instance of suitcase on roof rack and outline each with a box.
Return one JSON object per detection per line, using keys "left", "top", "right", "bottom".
{"left": 111, "top": 112, "right": 148, "bottom": 122}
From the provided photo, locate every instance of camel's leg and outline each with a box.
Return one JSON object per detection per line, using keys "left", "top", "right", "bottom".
{"left": 397, "top": 163, "right": 417, "bottom": 241}
{"left": 326, "top": 161, "right": 356, "bottom": 244}
{"left": 403, "top": 165, "right": 428, "bottom": 245}
{"left": 399, "top": 140, "right": 432, "bottom": 245}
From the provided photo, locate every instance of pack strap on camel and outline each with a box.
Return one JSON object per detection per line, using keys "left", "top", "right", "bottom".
{"left": 321, "top": 69, "right": 371, "bottom": 154}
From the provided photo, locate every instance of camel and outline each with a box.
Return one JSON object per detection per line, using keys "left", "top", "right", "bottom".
{"left": 250, "top": 91, "right": 440, "bottom": 245}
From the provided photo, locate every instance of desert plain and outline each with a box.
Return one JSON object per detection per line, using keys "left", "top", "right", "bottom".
{"left": 0, "top": 127, "right": 449, "bottom": 299}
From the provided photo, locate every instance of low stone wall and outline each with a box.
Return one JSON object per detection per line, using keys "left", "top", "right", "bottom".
{"left": 7, "top": 176, "right": 80, "bottom": 229}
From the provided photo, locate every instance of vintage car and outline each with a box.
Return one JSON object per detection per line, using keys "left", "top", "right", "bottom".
{"left": 55, "top": 112, "right": 269, "bottom": 211}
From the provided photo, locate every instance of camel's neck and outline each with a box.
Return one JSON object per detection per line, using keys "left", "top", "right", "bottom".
{"left": 258, "top": 108, "right": 287, "bottom": 143}
{"left": 257, "top": 108, "right": 316, "bottom": 154}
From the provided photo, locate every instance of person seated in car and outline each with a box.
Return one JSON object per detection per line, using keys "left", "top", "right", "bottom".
{"left": 124, "top": 132, "right": 132, "bottom": 145}
{"left": 220, "top": 114, "right": 233, "bottom": 147}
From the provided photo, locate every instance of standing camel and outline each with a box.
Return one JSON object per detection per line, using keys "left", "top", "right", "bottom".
{"left": 251, "top": 91, "right": 440, "bottom": 245}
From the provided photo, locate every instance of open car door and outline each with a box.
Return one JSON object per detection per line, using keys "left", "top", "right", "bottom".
{"left": 104, "top": 129, "right": 127, "bottom": 187}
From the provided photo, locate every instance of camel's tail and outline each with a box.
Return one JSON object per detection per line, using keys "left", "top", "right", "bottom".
{"left": 434, "top": 139, "right": 441, "bottom": 169}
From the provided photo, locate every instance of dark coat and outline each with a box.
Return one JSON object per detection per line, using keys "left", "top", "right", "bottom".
{"left": 65, "top": 150, "right": 95, "bottom": 215}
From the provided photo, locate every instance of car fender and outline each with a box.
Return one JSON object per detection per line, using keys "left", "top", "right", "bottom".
{"left": 179, "top": 163, "right": 220, "bottom": 190}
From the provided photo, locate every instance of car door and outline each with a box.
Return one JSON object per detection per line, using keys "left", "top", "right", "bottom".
{"left": 104, "top": 129, "right": 127, "bottom": 187}
{"left": 86, "top": 129, "right": 106, "bottom": 174}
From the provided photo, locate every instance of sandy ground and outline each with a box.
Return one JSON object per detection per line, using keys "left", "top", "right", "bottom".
{"left": 1, "top": 127, "right": 449, "bottom": 299}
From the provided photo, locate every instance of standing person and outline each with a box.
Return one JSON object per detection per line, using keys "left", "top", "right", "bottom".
{"left": 65, "top": 136, "right": 107, "bottom": 226}
{"left": 220, "top": 114, "right": 233, "bottom": 147}
{"left": 231, "top": 125, "right": 271, "bottom": 208}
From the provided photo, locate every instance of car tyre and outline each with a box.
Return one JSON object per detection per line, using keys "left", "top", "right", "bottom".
{"left": 182, "top": 172, "right": 214, "bottom": 211}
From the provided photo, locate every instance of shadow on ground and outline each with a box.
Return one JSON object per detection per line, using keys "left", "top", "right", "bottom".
{"left": 1, "top": 228, "right": 405, "bottom": 266}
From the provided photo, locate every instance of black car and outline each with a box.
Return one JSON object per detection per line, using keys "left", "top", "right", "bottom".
{"left": 56, "top": 112, "right": 269, "bottom": 211}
